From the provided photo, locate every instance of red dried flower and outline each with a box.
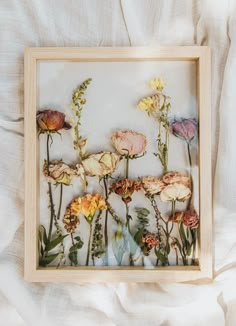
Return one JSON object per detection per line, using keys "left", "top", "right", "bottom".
{"left": 37, "top": 109, "right": 71, "bottom": 132}
{"left": 183, "top": 209, "right": 199, "bottom": 229}
{"left": 110, "top": 178, "right": 141, "bottom": 203}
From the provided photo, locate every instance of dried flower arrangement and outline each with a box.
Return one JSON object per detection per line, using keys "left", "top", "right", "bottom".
{"left": 37, "top": 77, "right": 199, "bottom": 268}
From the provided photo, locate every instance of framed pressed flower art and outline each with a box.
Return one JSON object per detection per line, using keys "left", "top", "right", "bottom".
{"left": 24, "top": 47, "right": 212, "bottom": 282}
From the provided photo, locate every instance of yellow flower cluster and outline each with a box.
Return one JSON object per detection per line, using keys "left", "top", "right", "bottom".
{"left": 70, "top": 193, "right": 107, "bottom": 223}
{"left": 149, "top": 77, "right": 166, "bottom": 91}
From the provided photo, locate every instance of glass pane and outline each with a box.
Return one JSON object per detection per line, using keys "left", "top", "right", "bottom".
{"left": 37, "top": 60, "right": 199, "bottom": 268}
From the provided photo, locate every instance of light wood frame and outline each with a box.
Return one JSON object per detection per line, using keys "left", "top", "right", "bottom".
{"left": 24, "top": 47, "right": 212, "bottom": 283}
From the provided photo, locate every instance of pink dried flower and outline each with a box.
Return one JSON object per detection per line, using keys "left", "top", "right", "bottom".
{"left": 111, "top": 130, "right": 147, "bottom": 157}
{"left": 141, "top": 176, "right": 165, "bottom": 196}
{"left": 171, "top": 118, "right": 197, "bottom": 143}
{"left": 183, "top": 209, "right": 199, "bottom": 229}
{"left": 162, "top": 171, "right": 190, "bottom": 188}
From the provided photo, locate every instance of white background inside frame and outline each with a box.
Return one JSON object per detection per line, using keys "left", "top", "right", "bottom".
{"left": 37, "top": 60, "right": 199, "bottom": 267}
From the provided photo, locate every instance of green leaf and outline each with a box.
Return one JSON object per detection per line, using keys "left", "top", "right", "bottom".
{"left": 154, "top": 248, "right": 168, "bottom": 264}
{"left": 134, "top": 228, "right": 145, "bottom": 245}
{"left": 135, "top": 207, "right": 150, "bottom": 217}
{"left": 69, "top": 249, "right": 78, "bottom": 266}
{"left": 45, "top": 234, "right": 68, "bottom": 251}
{"left": 179, "top": 222, "right": 187, "bottom": 247}
{"left": 186, "top": 240, "right": 192, "bottom": 256}
{"left": 39, "top": 225, "right": 47, "bottom": 245}
{"left": 39, "top": 253, "right": 60, "bottom": 267}
{"left": 74, "top": 236, "right": 84, "bottom": 249}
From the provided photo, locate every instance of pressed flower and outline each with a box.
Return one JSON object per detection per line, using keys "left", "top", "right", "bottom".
{"left": 141, "top": 176, "right": 165, "bottom": 196}
{"left": 183, "top": 209, "right": 199, "bottom": 229}
{"left": 110, "top": 178, "right": 142, "bottom": 204}
{"left": 149, "top": 77, "right": 166, "bottom": 91}
{"left": 79, "top": 152, "right": 120, "bottom": 177}
{"left": 63, "top": 208, "right": 80, "bottom": 234}
{"left": 43, "top": 160, "right": 76, "bottom": 185}
{"left": 137, "top": 94, "right": 171, "bottom": 115}
{"left": 37, "top": 109, "right": 71, "bottom": 132}
{"left": 69, "top": 193, "right": 107, "bottom": 224}
{"left": 141, "top": 232, "right": 159, "bottom": 255}
{"left": 169, "top": 211, "right": 184, "bottom": 223}
{"left": 111, "top": 130, "right": 147, "bottom": 157}
{"left": 162, "top": 171, "right": 190, "bottom": 188}
{"left": 160, "top": 183, "right": 191, "bottom": 202}
{"left": 171, "top": 118, "right": 198, "bottom": 143}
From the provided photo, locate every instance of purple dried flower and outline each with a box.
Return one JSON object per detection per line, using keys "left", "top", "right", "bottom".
{"left": 171, "top": 118, "right": 198, "bottom": 143}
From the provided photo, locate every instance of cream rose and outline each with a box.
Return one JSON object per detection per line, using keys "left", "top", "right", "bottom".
{"left": 80, "top": 152, "right": 120, "bottom": 177}
{"left": 111, "top": 130, "right": 147, "bottom": 157}
{"left": 43, "top": 160, "right": 76, "bottom": 185}
{"left": 160, "top": 183, "right": 191, "bottom": 202}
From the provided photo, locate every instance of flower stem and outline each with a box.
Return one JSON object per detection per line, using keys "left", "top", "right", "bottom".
{"left": 86, "top": 223, "right": 92, "bottom": 266}
{"left": 57, "top": 184, "right": 63, "bottom": 220}
{"left": 71, "top": 233, "right": 75, "bottom": 246}
{"left": 187, "top": 142, "right": 193, "bottom": 209}
{"left": 125, "top": 202, "right": 131, "bottom": 232}
{"left": 103, "top": 176, "right": 109, "bottom": 265}
{"left": 125, "top": 155, "right": 129, "bottom": 179}
{"left": 191, "top": 229, "right": 197, "bottom": 265}
{"left": 46, "top": 134, "right": 57, "bottom": 242}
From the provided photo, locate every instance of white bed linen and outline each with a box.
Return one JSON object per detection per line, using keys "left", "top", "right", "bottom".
{"left": 0, "top": 0, "right": 236, "bottom": 325}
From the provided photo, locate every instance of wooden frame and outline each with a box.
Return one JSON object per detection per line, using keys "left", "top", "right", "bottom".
{"left": 24, "top": 47, "right": 212, "bottom": 282}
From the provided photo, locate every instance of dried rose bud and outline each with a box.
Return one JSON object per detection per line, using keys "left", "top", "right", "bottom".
{"left": 183, "top": 209, "right": 199, "bottom": 229}
{"left": 37, "top": 109, "right": 71, "bottom": 132}
{"left": 171, "top": 118, "right": 197, "bottom": 143}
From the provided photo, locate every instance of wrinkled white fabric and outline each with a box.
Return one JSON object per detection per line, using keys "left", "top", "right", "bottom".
{"left": 0, "top": 0, "right": 236, "bottom": 325}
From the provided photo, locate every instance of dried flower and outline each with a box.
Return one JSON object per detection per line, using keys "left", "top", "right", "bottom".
{"left": 162, "top": 171, "right": 190, "bottom": 188}
{"left": 79, "top": 152, "right": 120, "bottom": 177}
{"left": 171, "top": 118, "right": 198, "bottom": 143}
{"left": 149, "top": 78, "right": 166, "bottom": 91}
{"left": 37, "top": 110, "right": 71, "bottom": 132}
{"left": 141, "top": 176, "right": 165, "bottom": 196}
{"left": 69, "top": 193, "right": 107, "bottom": 224}
{"left": 160, "top": 183, "right": 191, "bottom": 202}
{"left": 183, "top": 209, "right": 199, "bottom": 229}
{"left": 63, "top": 208, "right": 80, "bottom": 233}
{"left": 111, "top": 130, "right": 147, "bottom": 157}
{"left": 110, "top": 179, "right": 142, "bottom": 204}
{"left": 137, "top": 94, "right": 171, "bottom": 115}
{"left": 141, "top": 232, "right": 159, "bottom": 255}
{"left": 43, "top": 160, "right": 76, "bottom": 185}
{"left": 169, "top": 211, "right": 184, "bottom": 223}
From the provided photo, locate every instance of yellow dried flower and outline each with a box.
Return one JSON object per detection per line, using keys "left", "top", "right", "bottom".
{"left": 149, "top": 77, "right": 166, "bottom": 91}
{"left": 137, "top": 97, "right": 155, "bottom": 111}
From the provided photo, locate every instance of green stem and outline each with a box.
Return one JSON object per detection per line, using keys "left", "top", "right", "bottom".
{"left": 57, "top": 184, "right": 63, "bottom": 220}
{"left": 175, "top": 248, "right": 179, "bottom": 265}
{"left": 86, "top": 223, "right": 92, "bottom": 266}
{"left": 103, "top": 176, "right": 109, "bottom": 265}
